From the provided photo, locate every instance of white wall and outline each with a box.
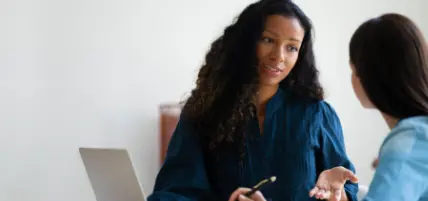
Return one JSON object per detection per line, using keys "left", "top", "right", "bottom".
{"left": 1, "top": 0, "right": 427, "bottom": 200}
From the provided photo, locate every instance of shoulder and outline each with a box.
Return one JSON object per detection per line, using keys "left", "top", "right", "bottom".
{"left": 295, "top": 97, "right": 339, "bottom": 123}
{"left": 301, "top": 100, "right": 344, "bottom": 142}
{"left": 380, "top": 116, "right": 428, "bottom": 158}
{"left": 285, "top": 91, "right": 342, "bottom": 131}
{"left": 368, "top": 116, "right": 428, "bottom": 199}
{"left": 283, "top": 89, "right": 337, "bottom": 116}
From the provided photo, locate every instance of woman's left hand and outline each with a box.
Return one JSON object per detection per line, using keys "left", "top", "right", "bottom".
{"left": 228, "top": 187, "right": 266, "bottom": 201}
{"left": 309, "top": 166, "right": 359, "bottom": 201}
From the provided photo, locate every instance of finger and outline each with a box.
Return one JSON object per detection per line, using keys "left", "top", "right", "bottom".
{"left": 333, "top": 189, "right": 342, "bottom": 201}
{"left": 316, "top": 189, "right": 326, "bottom": 199}
{"left": 316, "top": 189, "right": 331, "bottom": 200}
{"left": 315, "top": 178, "right": 331, "bottom": 199}
{"left": 238, "top": 195, "right": 254, "bottom": 201}
{"left": 315, "top": 176, "right": 329, "bottom": 190}
{"left": 324, "top": 190, "right": 332, "bottom": 200}
{"left": 249, "top": 190, "right": 266, "bottom": 201}
{"left": 309, "top": 186, "right": 318, "bottom": 197}
{"left": 315, "top": 189, "right": 321, "bottom": 199}
{"left": 228, "top": 188, "right": 252, "bottom": 201}
{"left": 343, "top": 169, "right": 359, "bottom": 183}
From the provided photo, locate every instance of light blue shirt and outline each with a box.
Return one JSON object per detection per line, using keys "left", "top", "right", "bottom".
{"left": 363, "top": 116, "right": 428, "bottom": 201}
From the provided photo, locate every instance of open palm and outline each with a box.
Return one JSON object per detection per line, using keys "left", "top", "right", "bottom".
{"left": 309, "top": 166, "right": 359, "bottom": 201}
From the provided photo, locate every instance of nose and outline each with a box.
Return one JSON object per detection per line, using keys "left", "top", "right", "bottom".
{"left": 269, "top": 45, "right": 285, "bottom": 63}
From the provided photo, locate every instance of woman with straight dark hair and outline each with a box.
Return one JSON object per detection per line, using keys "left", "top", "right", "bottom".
{"left": 310, "top": 13, "right": 428, "bottom": 201}
{"left": 147, "top": 0, "right": 359, "bottom": 201}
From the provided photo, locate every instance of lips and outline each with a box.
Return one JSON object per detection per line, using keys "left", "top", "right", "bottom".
{"left": 262, "top": 64, "right": 284, "bottom": 72}
{"left": 260, "top": 64, "right": 284, "bottom": 77}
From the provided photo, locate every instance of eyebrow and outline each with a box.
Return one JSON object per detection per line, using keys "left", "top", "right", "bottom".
{"left": 264, "top": 29, "right": 302, "bottom": 42}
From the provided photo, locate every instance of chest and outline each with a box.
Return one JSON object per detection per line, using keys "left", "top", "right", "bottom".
{"left": 205, "top": 112, "right": 321, "bottom": 200}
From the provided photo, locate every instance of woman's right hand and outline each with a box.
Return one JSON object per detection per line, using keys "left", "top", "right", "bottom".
{"left": 228, "top": 187, "right": 267, "bottom": 201}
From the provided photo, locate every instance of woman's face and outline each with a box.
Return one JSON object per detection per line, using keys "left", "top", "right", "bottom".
{"left": 350, "top": 63, "right": 375, "bottom": 108}
{"left": 256, "top": 15, "right": 304, "bottom": 87}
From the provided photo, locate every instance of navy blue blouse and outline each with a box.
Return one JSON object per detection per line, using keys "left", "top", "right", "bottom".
{"left": 147, "top": 89, "right": 358, "bottom": 201}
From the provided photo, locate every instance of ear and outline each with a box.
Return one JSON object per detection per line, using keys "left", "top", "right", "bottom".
{"left": 349, "top": 62, "right": 359, "bottom": 77}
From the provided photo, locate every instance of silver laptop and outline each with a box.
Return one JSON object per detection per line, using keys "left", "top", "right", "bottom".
{"left": 79, "top": 147, "right": 147, "bottom": 201}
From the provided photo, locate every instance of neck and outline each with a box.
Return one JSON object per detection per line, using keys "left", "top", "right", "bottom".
{"left": 381, "top": 112, "right": 399, "bottom": 129}
{"left": 256, "top": 85, "right": 279, "bottom": 115}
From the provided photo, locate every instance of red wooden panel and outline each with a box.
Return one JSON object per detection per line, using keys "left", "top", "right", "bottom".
{"left": 159, "top": 103, "right": 181, "bottom": 165}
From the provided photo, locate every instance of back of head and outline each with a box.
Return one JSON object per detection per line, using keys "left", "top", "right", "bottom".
{"left": 349, "top": 13, "right": 428, "bottom": 119}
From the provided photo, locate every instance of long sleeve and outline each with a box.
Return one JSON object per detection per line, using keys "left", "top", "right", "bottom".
{"left": 147, "top": 117, "right": 212, "bottom": 201}
{"left": 315, "top": 102, "right": 359, "bottom": 201}
{"left": 362, "top": 123, "right": 428, "bottom": 201}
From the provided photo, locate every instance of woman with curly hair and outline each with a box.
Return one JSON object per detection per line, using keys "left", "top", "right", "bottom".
{"left": 147, "top": 0, "right": 358, "bottom": 201}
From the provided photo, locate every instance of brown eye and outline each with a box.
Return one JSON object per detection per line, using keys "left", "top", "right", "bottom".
{"left": 261, "top": 37, "right": 274, "bottom": 43}
{"left": 286, "top": 45, "right": 298, "bottom": 52}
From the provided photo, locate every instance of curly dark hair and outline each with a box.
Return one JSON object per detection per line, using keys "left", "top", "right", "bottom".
{"left": 181, "top": 0, "right": 323, "bottom": 155}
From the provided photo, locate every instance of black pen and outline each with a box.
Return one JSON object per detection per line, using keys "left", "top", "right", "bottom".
{"left": 236, "top": 176, "right": 276, "bottom": 200}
